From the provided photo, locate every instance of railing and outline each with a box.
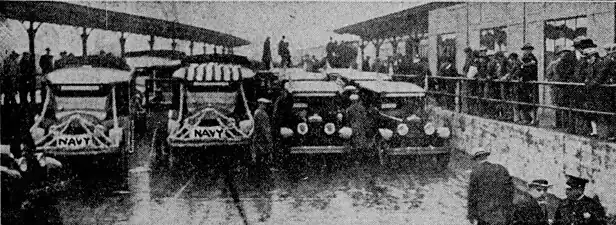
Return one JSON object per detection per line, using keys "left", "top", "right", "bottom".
{"left": 424, "top": 76, "right": 616, "bottom": 140}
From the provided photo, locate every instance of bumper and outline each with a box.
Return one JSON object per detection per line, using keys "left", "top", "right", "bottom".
{"left": 167, "top": 138, "right": 250, "bottom": 148}
{"left": 289, "top": 145, "right": 350, "bottom": 154}
{"left": 384, "top": 145, "right": 450, "bottom": 156}
{"left": 41, "top": 146, "right": 121, "bottom": 156}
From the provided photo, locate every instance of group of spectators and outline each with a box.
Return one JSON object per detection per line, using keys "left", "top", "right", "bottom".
{"left": 433, "top": 37, "right": 615, "bottom": 139}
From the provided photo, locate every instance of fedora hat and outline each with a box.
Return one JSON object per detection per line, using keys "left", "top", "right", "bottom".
{"left": 521, "top": 43, "right": 534, "bottom": 50}
{"left": 470, "top": 147, "right": 490, "bottom": 160}
{"left": 529, "top": 179, "right": 553, "bottom": 188}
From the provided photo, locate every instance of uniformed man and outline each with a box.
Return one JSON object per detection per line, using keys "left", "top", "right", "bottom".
{"left": 553, "top": 175, "right": 606, "bottom": 225}
{"left": 345, "top": 94, "right": 369, "bottom": 164}
{"left": 519, "top": 43, "right": 539, "bottom": 125}
{"left": 39, "top": 47, "right": 54, "bottom": 74}
{"left": 252, "top": 98, "right": 274, "bottom": 170}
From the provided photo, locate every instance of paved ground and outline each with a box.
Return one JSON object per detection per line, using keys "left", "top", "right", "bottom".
{"left": 35, "top": 111, "right": 480, "bottom": 225}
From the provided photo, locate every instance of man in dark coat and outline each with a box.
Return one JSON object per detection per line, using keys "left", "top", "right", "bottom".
{"left": 278, "top": 36, "right": 291, "bottom": 68}
{"left": 19, "top": 52, "right": 36, "bottom": 105}
{"left": 530, "top": 179, "right": 562, "bottom": 224}
{"left": 252, "top": 98, "right": 274, "bottom": 170}
{"left": 545, "top": 48, "right": 576, "bottom": 128}
{"left": 345, "top": 94, "right": 369, "bottom": 164}
{"left": 519, "top": 43, "right": 539, "bottom": 125}
{"left": 262, "top": 37, "right": 272, "bottom": 70}
{"left": 512, "top": 179, "right": 551, "bottom": 225}
{"left": 553, "top": 175, "right": 606, "bottom": 225}
{"left": 581, "top": 48, "right": 607, "bottom": 137}
{"left": 39, "top": 47, "right": 54, "bottom": 74}
{"left": 467, "top": 147, "right": 514, "bottom": 225}
{"left": 463, "top": 47, "right": 474, "bottom": 75}
{"left": 362, "top": 56, "right": 371, "bottom": 72}
{"left": 2, "top": 51, "right": 20, "bottom": 105}
{"left": 326, "top": 37, "right": 335, "bottom": 63}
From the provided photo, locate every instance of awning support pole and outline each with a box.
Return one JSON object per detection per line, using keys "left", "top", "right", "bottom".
{"left": 189, "top": 41, "right": 194, "bottom": 55}
{"left": 202, "top": 44, "right": 207, "bottom": 54}
{"left": 390, "top": 37, "right": 399, "bottom": 55}
{"left": 148, "top": 35, "right": 155, "bottom": 50}
{"left": 171, "top": 39, "right": 178, "bottom": 51}
{"left": 24, "top": 21, "right": 42, "bottom": 69}
{"left": 81, "top": 27, "right": 92, "bottom": 56}
{"left": 213, "top": 45, "right": 218, "bottom": 54}
{"left": 119, "top": 32, "right": 127, "bottom": 58}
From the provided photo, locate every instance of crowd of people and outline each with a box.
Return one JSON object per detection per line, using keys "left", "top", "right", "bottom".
{"left": 432, "top": 37, "right": 615, "bottom": 139}
{"left": 468, "top": 147, "right": 607, "bottom": 225}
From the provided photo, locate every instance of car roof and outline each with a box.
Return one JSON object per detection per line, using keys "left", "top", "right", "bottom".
{"left": 46, "top": 66, "right": 133, "bottom": 84}
{"left": 282, "top": 70, "right": 326, "bottom": 81}
{"left": 125, "top": 56, "right": 182, "bottom": 69}
{"left": 285, "top": 81, "right": 342, "bottom": 96}
{"left": 356, "top": 81, "right": 425, "bottom": 97}
{"left": 328, "top": 69, "right": 391, "bottom": 81}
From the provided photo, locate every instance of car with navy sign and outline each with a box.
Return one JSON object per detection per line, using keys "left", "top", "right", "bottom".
{"left": 29, "top": 56, "right": 137, "bottom": 172}
{"left": 356, "top": 80, "right": 451, "bottom": 168}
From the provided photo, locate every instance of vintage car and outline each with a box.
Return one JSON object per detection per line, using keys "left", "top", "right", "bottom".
{"left": 124, "top": 50, "right": 186, "bottom": 110}
{"left": 156, "top": 59, "right": 255, "bottom": 163}
{"left": 355, "top": 80, "right": 451, "bottom": 168}
{"left": 29, "top": 57, "right": 137, "bottom": 172}
{"left": 278, "top": 80, "right": 353, "bottom": 154}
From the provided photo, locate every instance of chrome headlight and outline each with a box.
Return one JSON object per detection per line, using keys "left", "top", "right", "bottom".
{"left": 336, "top": 113, "right": 343, "bottom": 121}
{"left": 379, "top": 128, "right": 393, "bottom": 140}
{"left": 424, "top": 122, "right": 435, "bottom": 135}
{"left": 324, "top": 123, "right": 336, "bottom": 135}
{"left": 338, "top": 127, "right": 352, "bottom": 139}
{"left": 397, "top": 124, "right": 409, "bottom": 136}
{"left": 437, "top": 127, "right": 451, "bottom": 138}
{"left": 280, "top": 127, "right": 293, "bottom": 138}
{"left": 297, "top": 123, "right": 308, "bottom": 135}
{"left": 308, "top": 114, "right": 323, "bottom": 123}
{"left": 239, "top": 120, "right": 253, "bottom": 134}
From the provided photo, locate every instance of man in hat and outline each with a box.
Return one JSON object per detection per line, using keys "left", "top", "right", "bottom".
{"left": 18, "top": 52, "right": 36, "bottom": 105}
{"left": 468, "top": 48, "right": 490, "bottom": 115}
{"left": 529, "top": 179, "right": 562, "bottom": 224}
{"left": 345, "top": 94, "right": 369, "bottom": 164}
{"left": 581, "top": 47, "right": 609, "bottom": 137}
{"left": 518, "top": 43, "right": 539, "bottom": 125}
{"left": 467, "top": 147, "right": 514, "bottom": 225}
{"left": 262, "top": 37, "right": 272, "bottom": 70}
{"left": 463, "top": 47, "right": 474, "bottom": 75}
{"left": 252, "top": 98, "right": 275, "bottom": 171}
{"left": 512, "top": 179, "right": 550, "bottom": 225}
{"left": 2, "top": 51, "right": 20, "bottom": 105}
{"left": 545, "top": 47, "right": 577, "bottom": 128}
{"left": 39, "top": 47, "right": 54, "bottom": 75}
{"left": 553, "top": 175, "right": 606, "bottom": 225}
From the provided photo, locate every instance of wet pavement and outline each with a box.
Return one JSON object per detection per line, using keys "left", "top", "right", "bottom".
{"left": 41, "top": 112, "right": 477, "bottom": 225}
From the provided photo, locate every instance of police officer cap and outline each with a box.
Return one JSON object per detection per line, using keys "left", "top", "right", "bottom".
{"left": 604, "top": 43, "right": 616, "bottom": 54}
{"left": 470, "top": 147, "right": 490, "bottom": 160}
{"left": 257, "top": 98, "right": 272, "bottom": 104}
{"left": 521, "top": 43, "right": 535, "bottom": 50}
{"left": 565, "top": 174, "right": 589, "bottom": 188}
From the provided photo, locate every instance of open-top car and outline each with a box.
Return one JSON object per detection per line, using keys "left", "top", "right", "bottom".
{"left": 356, "top": 80, "right": 451, "bottom": 169}
{"left": 278, "top": 80, "right": 353, "bottom": 154}
{"left": 124, "top": 50, "right": 186, "bottom": 111}
{"left": 29, "top": 56, "right": 137, "bottom": 173}
{"left": 156, "top": 59, "right": 255, "bottom": 165}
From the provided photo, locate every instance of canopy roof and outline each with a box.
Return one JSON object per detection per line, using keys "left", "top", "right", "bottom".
{"left": 334, "top": 2, "right": 460, "bottom": 39}
{"left": 47, "top": 67, "right": 132, "bottom": 84}
{"left": 55, "top": 55, "right": 131, "bottom": 71}
{"left": 124, "top": 50, "right": 187, "bottom": 60}
{"left": 183, "top": 54, "right": 252, "bottom": 67}
{"left": 356, "top": 81, "right": 425, "bottom": 97}
{"left": 285, "top": 81, "right": 342, "bottom": 95}
{"left": 0, "top": 1, "right": 250, "bottom": 47}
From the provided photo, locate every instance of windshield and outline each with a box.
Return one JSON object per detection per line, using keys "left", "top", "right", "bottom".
{"left": 378, "top": 97, "right": 424, "bottom": 118}
{"left": 47, "top": 85, "right": 112, "bottom": 120}
{"left": 186, "top": 85, "right": 237, "bottom": 115}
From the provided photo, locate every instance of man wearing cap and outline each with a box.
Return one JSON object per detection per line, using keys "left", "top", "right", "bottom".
{"left": 530, "top": 179, "right": 562, "bottom": 225}
{"left": 252, "top": 98, "right": 275, "bottom": 171}
{"left": 39, "top": 47, "right": 54, "bottom": 75}
{"left": 518, "top": 43, "right": 539, "bottom": 125}
{"left": 545, "top": 48, "right": 577, "bottom": 128}
{"left": 345, "top": 93, "right": 369, "bottom": 164}
{"left": 553, "top": 175, "right": 606, "bottom": 225}
{"left": 582, "top": 47, "right": 610, "bottom": 137}
{"left": 467, "top": 147, "right": 514, "bottom": 225}
{"left": 512, "top": 179, "right": 552, "bottom": 225}
{"left": 463, "top": 47, "right": 474, "bottom": 75}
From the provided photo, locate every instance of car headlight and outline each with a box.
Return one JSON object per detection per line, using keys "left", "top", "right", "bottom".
{"left": 406, "top": 114, "right": 421, "bottom": 122}
{"left": 324, "top": 123, "right": 336, "bottom": 135}
{"left": 30, "top": 127, "right": 45, "bottom": 141}
{"left": 239, "top": 120, "right": 253, "bottom": 134}
{"left": 424, "top": 122, "right": 435, "bottom": 135}
{"left": 397, "top": 124, "right": 409, "bottom": 136}
{"left": 338, "top": 127, "right": 352, "bottom": 139}
{"left": 297, "top": 123, "right": 308, "bottom": 135}
{"left": 437, "top": 127, "right": 451, "bottom": 138}
{"left": 308, "top": 114, "right": 323, "bottom": 123}
{"left": 336, "top": 113, "right": 343, "bottom": 121}
{"left": 280, "top": 127, "right": 293, "bottom": 138}
{"left": 379, "top": 128, "right": 393, "bottom": 140}
{"left": 109, "top": 128, "right": 123, "bottom": 144}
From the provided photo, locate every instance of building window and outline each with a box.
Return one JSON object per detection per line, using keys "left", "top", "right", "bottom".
{"left": 544, "top": 16, "right": 587, "bottom": 69}
{"left": 437, "top": 33, "right": 457, "bottom": 69}
{"left": 480, "top": 26, "right": 507, "bottom": 54}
